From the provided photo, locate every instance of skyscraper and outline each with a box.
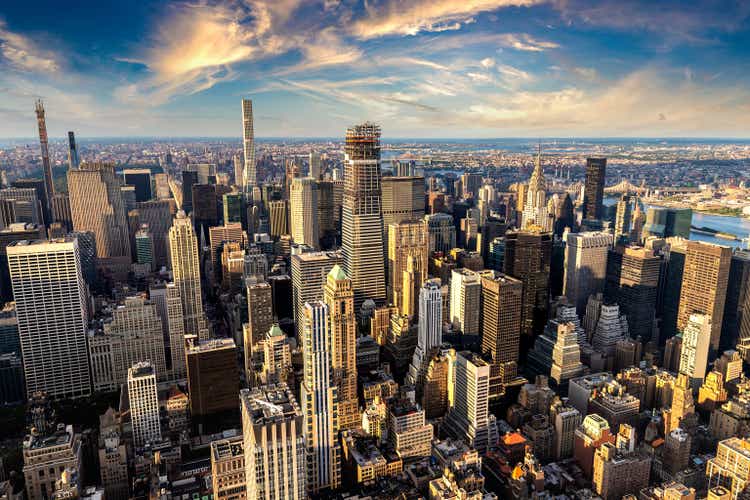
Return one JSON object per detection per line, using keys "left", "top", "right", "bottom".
{"left": 479, "top": 270, "right": 523, "bottom": 384}
{"left": 169, "top": 211, "right": 208, "bottom": 339}
{"left": 604, "top": 245, "right": 661, "bottom": 341}
{"left": 67, "top": 131, "right": 80, "bottom": 170}
{"left": 521, "top": 148, "right": 552, "bottom": 231}
{"left": 503, "top": 228, "right": 552, "bottom": 338}
{"left": 381, "top": 176, "right": 425, "bottom": 230}
{"left": 582, "top": 157, "right": 606, "bottom": 221}
{"left": 342, "top": 123, "right": 386, "bottom": 312}
{"left": 149, "top": 282, "right": 187, "bottom": 379}
{"left": 388, "top": 220, "right": 428, "bottom": 314}
{"left": 290, "top": 177, "right": 319, "bottom": 249}
{"left": 67, "top": 162, "right": 131, "bottom": 271}
{"left": 8, "top": 238, "right": 90, "bottom": 398}
{"left": 449, "top": 268, "right": 482, "bottom": 336}
{"left": 324, "top": 266, "right": 358, "bottom": 430}
{"left": 563, "top": 231, "right": 613, "bottom": 314}
{"left": 123, "top": 169, "right": 152, "bottom": 202}
{"left": 444, "top": 351, "right": 497, "bottom": 453}
{"left": 34, "top": 100, "right": 54, "bottom": 224}
{"left": 301, "top": 301, "right": 341, "bottom": 494}
{"left": 290, "top": 250, "right": 342, "bottom": 341}
{"left": 241, "top": 98, "right": 256, "bottom": 189}
{"left": 240, "top": 385, "right": 306, "bottom": 500}
{"left": 127, "top": 362, "right": 161, "bottom": 447}
{"left": 677, "top": 241, "right": 731, "bottom": 352}
{"left": 679, "top": 313, "right": 712, "bottom": 388}
{"left": 407, "top": 281, "right": 443, "bottom": 384}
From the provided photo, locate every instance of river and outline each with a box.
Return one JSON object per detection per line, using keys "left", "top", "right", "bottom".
{"left": 605, "top": 196, "right": 750, "bottom": 249}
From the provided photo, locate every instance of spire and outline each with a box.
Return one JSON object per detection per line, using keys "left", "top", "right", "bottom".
{"left": 528, "top": 143, "right": 546, "bottom": 193}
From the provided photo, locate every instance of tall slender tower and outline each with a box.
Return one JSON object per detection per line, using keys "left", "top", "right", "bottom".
{"left": 342, "top": 123, "right": 386, "bottom": 312}
{"left": 35, "top": 99, "right": 54, "bottom": 223}
{"left": 169, "top": 211, "right": 208, "bottom": 339}
{"left": 301, "top": 301, "right": 341, "bottom": 494}
{"left": 67, "top": 132, "right": 80, "bottom": 170}
{"left": 241, "top": 98, "right": 256, "bottom": 190}
{"left": 324, "top": 265, "right": 358, "bottom": 430}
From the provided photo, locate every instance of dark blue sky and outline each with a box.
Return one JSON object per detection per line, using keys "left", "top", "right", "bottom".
{"left": 1, "top": 0, "right": 749, "bottom": 137}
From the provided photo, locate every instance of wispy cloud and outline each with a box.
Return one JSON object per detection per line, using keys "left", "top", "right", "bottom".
{"left": 350, "top": 0, "right": 544, "bottom": 39}
{"left": 0, "top": 19, "right": 60, "bottom": 73}
{"left": 496, "top": 33, "right": 559, "bottom": 51}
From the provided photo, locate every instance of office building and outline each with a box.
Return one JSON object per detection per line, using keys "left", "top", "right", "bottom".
{"left": 154, "top": 173, "right": 170, "bottom": 200}
{"left": 8, "top": 238, "right": 90, "bottom": 398}
{"left": 662, "top": 238, "right": 688, "bottom": 341}
{"left": 604, "top": 245, "right": 661, "bottom": 341}
{"left": 134, "top": 199, "right": 173, "bottom": 270}
{"left": 342, "top": 122, "right": 386, "bottom": 311}
{"left": 149, "top": 282, "right": 187, "bottom": 379}
{"left": 98, "top": 408, "right": 128, "bottom": 500}
{"left": 241, "top": 98, "right": 256, "bottom": 188}
{"left": 67, "top": 162, "right": 131, "bottom": 270}
{"left": 51, "top": 193, "right": 72, "bottom": 232}
{"left": 582, "top": 157, "right": 606, "bottom": 221}
{"left": 504, "top": 228, "right": 552, "bottom": 337}
{"left": 381, "top": 176, "right": 425, "bottom": 230}
{"left": 643, "top": 207, "right": 692, "bottom": 239}
{"left": 268, "top": 200, "right": 288, "bottom": 238}
{"left": 677, "top": 241, "right": 731, "bottom": 352}
{"left": 289, "top": 177, "right": 319, "bottom": 249}
{"left": 407, "top": 281, "right": 443, "bottom": 384}
{"left": 573, "top": 414, "right": 614, "bottom": 479}
{"left": 444, "top": 352, "right": 496, "bottom": 453}
{"left": 88, "top": 296, "right": 167, "bottom": 391}
{"left": 707, "top": 437, "right": 750, "bottom": 498}
{"left": 23, "top": 424, "right": 81, "bottom": 500}
{"left": 245, "top": 279, "right": 274, "bottom": 359}
{"left": 479, "top": 271, "right": 523, "bottom": 384}
{"left": 388, "top": 398, "right": 434, "bottom": 460}
{"left": 123, "top": 169, "right": 152, "bottom": 202}
{"left": 210, "top": 436, "right": 246, "bottom": 500}
{"left": 185, "top": 337, "right": 239, "bottom": 418}
{"left": 449, "top": 269, "right": 482, "bottom": 336}
{"left": 553, "top": 404, "right": 582, "bottom": 460}
{"left": 521, "top": 149, "right": 553, "bottom": 231}
{"left": 0, "top": 187, "right": 42, "bottom": 225}
{"left": 591, "top": 303, "right": 628, "bottom": 359}
{"left": 169, "top": 211, "right": 208, "bottom": 339}
{"left": 550, "top": 322, "right": 585, "bottom": 387}
{"left": 388, "top": 220, "right": 428, "bottom": 314}
{"left": 192, "top": 183, "right": 218, "bottom": 239}
{"left": 240, "top": 385, "right": 306, "bottom": 500}
{"left": 592, "top": 441, "right": 650, "bottom": 500}
{"left": 290, "top": 250, "right": 342, "bottom": 340}
{"left": 563, "top": 231, "right": 613, "bottom": 314}
{"left": 425, "top": 213, "right": 457, "bottom": 254}
{"left": 127, "top": 362, "right": 162, "bottom": 447}
{"left": 324, "top": 266, "right": 359, "bottom": 430}
{"left": 679, "top": 313, "right": 712, "bottom": 388}
{"left": 301, "top": 302, "right": 341, "bottom": 493}
{"left": 0, "top": 223, "right": 46, "bottom": 303}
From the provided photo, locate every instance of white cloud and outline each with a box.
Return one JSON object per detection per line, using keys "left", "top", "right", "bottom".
{"left": 0, "top": 20, "right": 59, "bottom": 73}
{"left": 350, "top": 0, "right": 544, "bottom": 39}
{"left": 496, "top": 33, "right": 559, "bottom": 51}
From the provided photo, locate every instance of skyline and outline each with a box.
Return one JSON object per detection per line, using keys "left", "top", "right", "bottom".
{"left": 0, "top": 0, "right": 749, "bottom": 138}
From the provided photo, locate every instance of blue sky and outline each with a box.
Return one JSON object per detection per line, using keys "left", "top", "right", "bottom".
{"left": 1, "top": 0, "right": 749, "bottom": 138}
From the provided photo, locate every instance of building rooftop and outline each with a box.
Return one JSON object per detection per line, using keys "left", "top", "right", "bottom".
{"left": 240, "top": 384, "right": 301, "bottom": 425}
{"left": 210, "top": 436, "right": 244, "bottom": 461}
